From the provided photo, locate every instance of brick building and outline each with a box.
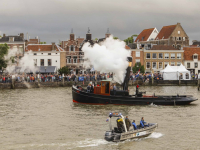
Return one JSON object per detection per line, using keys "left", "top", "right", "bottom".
{"left": 183, "top": 47, "right": 200, "bottom": 74}
{"left": 135, "top": 23, "right": 189, "bottom": 50}
{"left": 61, "top": 30, "right": 84, "bottom": 74}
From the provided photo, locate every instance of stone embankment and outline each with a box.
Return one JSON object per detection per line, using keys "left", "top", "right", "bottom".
{"left": 0, "top": 79, "right": 199, "bottom": 89}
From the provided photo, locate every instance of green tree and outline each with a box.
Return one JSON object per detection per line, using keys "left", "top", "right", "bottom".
{"left": 0, "top": 43, "right": 9, "bottom": 70}
{"left": 58, "top": 66, "right": 70, "bottom": 75}
{"left": 94, "top": 38, "right": 98, "bottom": 41}
{"left": 40, "top": 42, "right": 46, "bottom": 44}
{"left": 132, "top": 62, "right": 145, "bottom": 73}
{"left": 124, "top": 34, "right": 138, "bottom": 45}
{"left": 113, "top": 37, "right": 118, "bottom": 40}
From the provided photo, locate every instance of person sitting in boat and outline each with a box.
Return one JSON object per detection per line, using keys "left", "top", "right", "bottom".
{"left": 125, "top": 116, "right": 131, "bottom": 131}
{"left": 140, "top": 117, "right": 149, "bottom": 128}
{"left": 87, "top": 84, "right": 91, "bottom": 93}
{"left": 90, "top": 84, "right": 94, "bottom": 93}
{"left": 132, "top": 120, "right": 137, "bottom": 130}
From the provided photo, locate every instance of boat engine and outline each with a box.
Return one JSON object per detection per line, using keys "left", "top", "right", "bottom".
{"left": 104, "top": 131, "right": 114, "bottom": 141}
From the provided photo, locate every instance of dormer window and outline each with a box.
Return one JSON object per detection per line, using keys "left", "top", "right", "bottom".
{"left": 193, "top": 54, "right": 198, "bottom": 60}
{"left": 9, "top": 37, "right": 14, "bottom": 42}
{"left": 178, "top": 31, "right": 180, "bottom": 34}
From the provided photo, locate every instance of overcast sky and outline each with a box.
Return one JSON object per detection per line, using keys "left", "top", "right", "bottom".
{"left": 0, "top": 0, "right": 199, "bottom": 44}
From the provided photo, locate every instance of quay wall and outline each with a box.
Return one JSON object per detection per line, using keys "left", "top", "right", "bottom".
{"left": 0, "top": 80, "right": 199, "bottom": 89}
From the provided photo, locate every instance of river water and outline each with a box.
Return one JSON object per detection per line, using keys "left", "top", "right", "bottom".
{"left": 0, "top": 86, "right": 200, "bottom": 150}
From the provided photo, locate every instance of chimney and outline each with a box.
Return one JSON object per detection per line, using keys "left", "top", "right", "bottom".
{"left": 52, "top": 42, "right": 55, "bottom": 51}
{"left": 70, "top": 29, "right": 75, "bottom": 40}
{"left": 105, "top": 28, "right": 111, "bottom": 38}
{"left": 20, "top": 33, "right": 24, "bottom": 39}
{"left": 86, "top": 27, "right": 92, "bottom": 40}
{"left": 3, "top": 34, "right": 5, "bottom": 37}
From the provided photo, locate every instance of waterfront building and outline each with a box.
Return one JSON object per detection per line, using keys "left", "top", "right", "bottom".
{"left": 0, "top": 33, "right": 25, "bottom": 64}
{"left": 183, "top": 47, "right": 200, "bottom": 74}
{"left": 25, "top": 43, "right": 66, "bottom": 71}
{"left": 135, "top": 23, "right": 189, "bottom": 50}
{"left": 61, "top": 29, "right": 84, "bottom": 74}
{"left": 130, "top": 49, "right": 144, "bottom": 67}
{"left": 143, "top": 45, "right": 184, "bottom": 73}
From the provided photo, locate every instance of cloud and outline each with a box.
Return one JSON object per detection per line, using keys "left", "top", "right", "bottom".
{"left": 0, "top": 0, "right": 199, "bottom": 43}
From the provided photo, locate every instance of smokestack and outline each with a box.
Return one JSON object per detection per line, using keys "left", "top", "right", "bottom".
{"left": 70, "top": 28, "right": 75, "bottom": 40}
{"left": 3, "top": 34, "right": 5, "bottom": 37}
{"left": 52, "top": 42, "right": 55, "bottom": 50}
{"left": 20, "top": 33, "right": 24, "bottom": 39}
{"left": 122, "top": 56, "right": 132, "bottom": 91}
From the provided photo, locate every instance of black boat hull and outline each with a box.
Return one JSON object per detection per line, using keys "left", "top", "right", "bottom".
{"left": 72, "top": 86, "right": 198, "bottom": 105}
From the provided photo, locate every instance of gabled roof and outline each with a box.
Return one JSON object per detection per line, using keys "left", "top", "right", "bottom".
{"left": 183, "top": 47, "right": 200, "bottom": 60}
{"left": 135, "top": 28, "right": 155, "bottom": 42}
{"left": 155, "top": 25, "right": 176, "bottom": 40}
{"left": 151, "top": 45, "right": 179, "bottom": 50}
{"left": 25, "top": 44, "right": 64, "bottom": 52}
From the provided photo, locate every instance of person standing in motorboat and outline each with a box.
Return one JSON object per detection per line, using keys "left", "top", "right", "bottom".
{"left": 125, "top": 116, "right": 131, "bottom": 131}
{"left": 132, "top": 120, "right": 137, "bottom": 130}
{"left": 140, "top": 117, "right": 149, "bottom": 128}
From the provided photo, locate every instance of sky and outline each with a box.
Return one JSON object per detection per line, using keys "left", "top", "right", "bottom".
{"left": 0, "top": 0, "right": 199, "bottom": 44}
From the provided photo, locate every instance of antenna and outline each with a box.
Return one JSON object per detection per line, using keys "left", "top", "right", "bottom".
{"left": 71, "top": 28, "right": 73, "bottom": 34}
{"left": 88, "top": 27, "right": 90, "bottom": 33}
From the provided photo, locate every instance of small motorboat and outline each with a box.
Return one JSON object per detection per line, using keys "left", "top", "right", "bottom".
{"left": 104, "top": 113, "right": 158, "bottom": 142}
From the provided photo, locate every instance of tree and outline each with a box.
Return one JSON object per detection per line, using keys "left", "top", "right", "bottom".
{"left": 0, "top": 43, "right": 9, "bottom": 70}
{"left": 132, "top": 62, "right": 145, "bottom": 73}
{"left": 124, "top": 34, "right": 138, "bottom": 45}
{"left": 58, "top": 66, "right": 70, "bottom": 75}
{"left": 40, "top": 42, "right": 46, "bottom": 44}
{"left": 113, "top": 37, "right": 118, "bottom": 40}
{"left": 94, "top": 38, "right": 98, "bottom": 41}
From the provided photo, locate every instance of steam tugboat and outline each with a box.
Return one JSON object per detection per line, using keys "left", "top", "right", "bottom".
{"left": 104, "top": 113, "right": 157, "bottom": 142}
{"left": 72, "top": 57, "right": 198, "bottom": 105}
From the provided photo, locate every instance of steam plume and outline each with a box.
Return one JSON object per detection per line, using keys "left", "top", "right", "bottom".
{"left": 82, "top": 35, "right": 130, "bottom": 83}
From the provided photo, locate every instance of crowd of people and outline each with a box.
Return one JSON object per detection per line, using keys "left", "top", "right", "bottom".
{"left": 0, "top": 72, "right": 199, "bottom": 83}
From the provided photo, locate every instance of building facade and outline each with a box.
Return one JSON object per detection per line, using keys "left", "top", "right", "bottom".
{"left": 0, "top": 33, "right": 25, "bottom": 64}
{"left": 183, "top": 47, "right": 200, "bottom": 74}
{"left": 25, "top": 43, "right": 65, "bottom": 70}
{"left": 143, "top": 45, "right": 184, "bottom": 73}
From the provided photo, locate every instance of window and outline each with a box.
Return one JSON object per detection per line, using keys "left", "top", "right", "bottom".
{"left": 194, "top": 55, "right": 198, "bottom": 59}
{"left": 177, "top": 53, "right": 181, "bottom": 59}
{"left": 186, "top": 73, "right": 189, "bottom": 79}
{"left": 9, "top": 37, "right": 14, "bottom": 42}
{"left": 41, "top": 53, "right": 43, "bottom": 55}
{"left": 146, "top": 53, "right": 150, "bottom": 59}
{"left": 19, "top": 46, "right": 23, "bottom": 54}
{"left": 159, "top": 62, "right": 162, "bottom": 69}
{"left": 146, "top": 62, "right": 150, "bottom": 69}
{"left": 152, "top": 62, "right": 156, "bottom": 69}
{"left": 176, "top": 37, "right": 179, "bottom": 41}
{"left": 187, "top": 62, "right": 190, "bottom": 68}
{"left": 70, "top": 45, "right": 74, "bottom": 51}
{"left": 48, "top": 53, "right": 51, "bottom": 55}
{"left": 56, "top": 53, "right": 57, "bottom": 54}
{"left": 159, "top": 53, "right": 163, "bottom": 59}
{"left": 67, "top": 56, "right": 71, "bottom": 63}
{"left": 164, "top": 62, "right": 169, "bottom": 68}
{"left": 179, "top": 37, "right": 181, "bottom": 41}
{"left": 34, "top": 59, "right": 37, "bottom": 66}
{"left": 171, "top": 62, "right": 175, "bottom": 66}
{"left": 40, "top": 59, "right": 44, "bottom": 66}
{"left": 195, "top": 62, "right": 198, "bottom": 68}
{"left": 136, "top": 59, "right": 140, "bottom": 67}
{"left": 136, "top": 51, "right": 140, "bottom": 57}
{"left": 171, "top": 53, "right": 175, "bottom": 59}
{"left": 178, "top": 31, "right": 180, "bottom": 34}
{"left": 48, "top": 59, "right": 51, "bottom": 66}
{"left": 152, "top": 53, "right": 157, "bottom": 59}
{"left": 34, "top": 53, "right": 37, "bottom": 55}
{"left": 183, "top": 37, "right": 185, "bottom": 41}
{"left": 73, "top": 56, "right": 77, "bottom": 63}
{"left": 177, "top": 62, "right": 181, "bottom": 66}
{"left": 165, "top": 53, "right": 169, "bottom": 59}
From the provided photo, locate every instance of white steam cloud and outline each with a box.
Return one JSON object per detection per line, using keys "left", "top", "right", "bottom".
{"left": 4, "top": 48, "right": 36, "bottom": 74}
{"left": 82, "top": 35, "right": 130, "bottom": 83}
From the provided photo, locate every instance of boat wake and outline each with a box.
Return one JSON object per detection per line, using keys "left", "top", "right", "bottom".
{"left": 146, "top": 132, "right": 163, "bottom": 139}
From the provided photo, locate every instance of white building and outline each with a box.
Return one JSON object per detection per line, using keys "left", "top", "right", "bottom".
{"left": 25, "top": 43, "right": 66, "bottom": 72}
